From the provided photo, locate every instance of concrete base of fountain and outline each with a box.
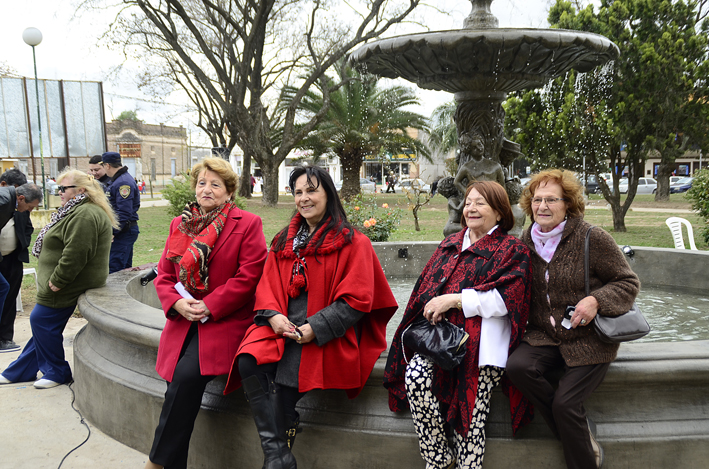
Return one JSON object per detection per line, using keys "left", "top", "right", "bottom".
{"left": 74, "top": 246, "right": 709, "bottom": 468}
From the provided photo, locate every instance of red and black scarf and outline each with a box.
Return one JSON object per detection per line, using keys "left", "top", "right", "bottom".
{"left": 166, "top": 201, "right": 235, "bottom": 294}
{"left": 272, "top": 213, "right": 351, "bottom": 298}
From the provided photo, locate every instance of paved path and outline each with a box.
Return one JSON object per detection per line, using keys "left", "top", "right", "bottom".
{"left": 0, "top": 314, "right": 148, "bottom": 468}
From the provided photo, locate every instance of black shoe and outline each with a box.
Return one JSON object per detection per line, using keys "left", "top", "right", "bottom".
{"left": 0, "top": 340, "right": 20, "bottom": 353}
{"left": 243, "top": 376, "right": 297, "bottom": 469}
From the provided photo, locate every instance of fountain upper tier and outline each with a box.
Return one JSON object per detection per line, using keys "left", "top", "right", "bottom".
{"left": 350, "top": 29, "right": 620, "bottom": 96}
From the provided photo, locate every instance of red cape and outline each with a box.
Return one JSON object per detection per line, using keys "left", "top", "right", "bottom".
{"left": 225, "top": 217, "right": 397, "bottom": 398}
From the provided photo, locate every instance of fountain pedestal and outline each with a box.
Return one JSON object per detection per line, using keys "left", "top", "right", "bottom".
{"left": 349, "top": 0, "right": 619, "bottom": 236}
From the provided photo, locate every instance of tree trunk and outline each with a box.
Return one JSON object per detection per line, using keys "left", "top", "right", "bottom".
{"left": 239, "top": 156, "right": 252, "bottom": 199}
{"left": 260, "top": 160, "right": 280, "bottom": 207}
{"left": 655, "top": 160, "right": 673, "bottom": 202}
{"left": 610, "top": 201, "right": 627, "bottom": 232}
{"left": 413, "top": 206, "right": 421, "bottom": 231}
{"left": 340, "top": 151, "right": 364, "bottom": 201}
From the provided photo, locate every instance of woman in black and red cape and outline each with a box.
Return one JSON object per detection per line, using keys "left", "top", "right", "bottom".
{"left": 384, "top": 181, "right": 533, "bottom": 469}
{"left": 225, "top": 165, "right": 397, "bottom": 469}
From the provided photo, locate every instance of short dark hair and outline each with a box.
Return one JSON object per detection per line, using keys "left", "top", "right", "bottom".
{"left": 89, "top": 155, "right": 103, "bottom": 165}
{"left": 16, "top": 183, "right": 43, "bottom": 203}
{"left": 460, "top": 180, "right": 515, "bottom": 232}
{"left": 0, "top": 169, "right": 28, "bottom": 187}
{"left": 272, "top": 165, "right": 355, "bottom": 252}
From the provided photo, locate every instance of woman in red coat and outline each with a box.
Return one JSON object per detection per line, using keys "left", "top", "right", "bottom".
{"left": 225, "top": 165, "right": 397, "bottom": 469}
{"left": 145, "top": 157, "right": 267, "bottom": 469}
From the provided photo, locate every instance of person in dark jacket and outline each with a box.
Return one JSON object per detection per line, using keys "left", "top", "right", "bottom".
{"left": 101, "top": 151, "right": 140, "bottom": 273}
{"left": 506, "top": 169, "right": 640, "bottom": 469}
{"left": 88, "top": 154, "right": 111, "bottom": 188}
{"left": 0, "top": 182, "right": 42, "bottom": 351}
{"left": 0, "top": 170, "right": 35, "bottom": 352}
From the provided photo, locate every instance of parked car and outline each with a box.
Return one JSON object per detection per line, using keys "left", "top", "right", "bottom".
{"left": 394, "top": 178, "right": 431, "bottom": 193}
{"left": 670, "top": 177, "right": 694, "bottom": 194}
{"left": 579, "top": 174, "right": 602, "bottom": 194}
{"left": 618, "top": 177, "right": 657, "bottom": 194}
{"left": 335, "top": 177, "right": 376, "bottom": 194}
{"left": 670, "top": 176, "right": 683, "bottom": 185}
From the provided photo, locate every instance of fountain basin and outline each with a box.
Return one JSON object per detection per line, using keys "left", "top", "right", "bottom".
{"left": 73, "top": 245, "right": 709, "bottom": 468}
{"left": 350, "top": 29, "right": 620, "bottom": 94}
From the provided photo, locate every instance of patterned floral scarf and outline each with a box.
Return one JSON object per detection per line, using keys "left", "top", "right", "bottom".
{"left": 166, "top": 201, "right": 235, "bottom": 294}
{"left": 31, "top": 193, "right": 88, "bottom": 258}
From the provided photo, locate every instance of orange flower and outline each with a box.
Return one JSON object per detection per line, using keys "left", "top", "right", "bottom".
{"left": 363, "top": 220, "right": 371, "bottom": 228}
{"left": 382, "top": 203, "right": 389, "bottom": 208}
{"left": 369, "top": 218, "right": 377, "bottom": 226}
{"left": 354, "top": 206, "right": 360, "bottom": 211}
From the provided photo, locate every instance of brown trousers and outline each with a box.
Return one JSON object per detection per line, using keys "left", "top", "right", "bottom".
{"left": 506, "top": 342, "right": 610, "bottom": 469}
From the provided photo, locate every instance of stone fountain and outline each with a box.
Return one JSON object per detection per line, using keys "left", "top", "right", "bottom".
{"left": 349, "top": 0, "right": 620, "bottom": 236}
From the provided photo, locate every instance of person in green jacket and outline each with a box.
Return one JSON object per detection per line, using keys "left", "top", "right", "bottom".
{"left": 0, "top": 169, "right": 117, "bottom": 389}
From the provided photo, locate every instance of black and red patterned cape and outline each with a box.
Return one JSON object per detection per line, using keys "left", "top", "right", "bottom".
{"left": 383, "top": 228, "right": 533, "bottom": 436}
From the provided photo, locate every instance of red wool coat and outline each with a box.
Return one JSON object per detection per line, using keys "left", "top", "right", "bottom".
{"left": 224, "top": 216, "right": 398, "bottom": 398}
{"left": 154, "top": 207, "right": 267, "bottom": 382}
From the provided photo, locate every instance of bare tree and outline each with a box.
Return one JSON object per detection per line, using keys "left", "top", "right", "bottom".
{"left": 79, "top": 0, "right": 422, "bottom": 205}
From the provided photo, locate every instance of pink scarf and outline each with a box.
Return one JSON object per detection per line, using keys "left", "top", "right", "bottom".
{"left": 530, "top": 220, "right": 566, "bottom": 263}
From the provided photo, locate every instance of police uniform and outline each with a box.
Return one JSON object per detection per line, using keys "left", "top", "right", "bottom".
{"left": 102, "top": 152, "right": 140, "bottom": 273}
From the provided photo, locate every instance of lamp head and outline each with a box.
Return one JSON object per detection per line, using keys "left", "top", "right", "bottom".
{"left": 23, "top": 27, "right": 43, "bottom": 47}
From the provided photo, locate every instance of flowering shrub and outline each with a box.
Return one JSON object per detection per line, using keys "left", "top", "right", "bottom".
{"left": 342, "top": 194, "right": 401, "bottom": 242}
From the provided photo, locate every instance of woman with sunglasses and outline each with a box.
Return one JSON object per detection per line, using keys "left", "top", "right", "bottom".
{"left": 506, "top": 169, "right": 640, "bottom": 469}
{"left": 0, "top": 169, "right": 116, "bottom": 389}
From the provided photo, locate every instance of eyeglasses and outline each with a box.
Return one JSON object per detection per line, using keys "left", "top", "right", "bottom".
{"left": 57, "top": 185, "right": 77, "bottom": 193}
{"left": 531, "top": 197, "right": 566, "bottom": 206}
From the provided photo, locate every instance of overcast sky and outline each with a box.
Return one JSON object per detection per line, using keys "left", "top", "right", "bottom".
{"left": 1, "top": 0, "right": 564, "bottom": 146}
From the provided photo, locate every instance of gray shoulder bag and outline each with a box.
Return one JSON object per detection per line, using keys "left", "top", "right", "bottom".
{"left": 585, "top": 227, "right": 650, "bottom": 343}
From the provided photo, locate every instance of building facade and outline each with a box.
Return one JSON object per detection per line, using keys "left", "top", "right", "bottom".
{"left": 101, "top": 119, "right": 189, "bottom": 184}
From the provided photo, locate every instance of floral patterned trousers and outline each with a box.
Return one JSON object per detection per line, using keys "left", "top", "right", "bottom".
{"left": 405, "top": 354, "right": 503, "bottom": 469}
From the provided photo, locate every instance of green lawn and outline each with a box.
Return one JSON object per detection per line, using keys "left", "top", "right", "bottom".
{"left": 18, "top": 191, "right": 706, "bottom": 310}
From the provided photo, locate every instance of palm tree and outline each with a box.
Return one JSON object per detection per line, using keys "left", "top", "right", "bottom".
{"left": 427, "top": 101, "right": 457, "bottom": 156}
{"left": 281, "top": 64, "right": 430, "bottom": 200}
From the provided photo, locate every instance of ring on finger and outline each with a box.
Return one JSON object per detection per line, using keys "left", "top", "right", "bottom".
{"left": 580, "top": 319, "right": 587, "bottom": 325}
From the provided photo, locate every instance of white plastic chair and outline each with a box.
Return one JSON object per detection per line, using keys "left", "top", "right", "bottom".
{"left": 15, "top": 268, "right": 38, "bottom": 312}
{"left": 665, "top": 217, "right": 698, "bottom": 250}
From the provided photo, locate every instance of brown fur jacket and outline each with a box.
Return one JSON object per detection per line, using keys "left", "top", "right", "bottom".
{"left": 521, "top": 215, "right": 640, "bottom": 366}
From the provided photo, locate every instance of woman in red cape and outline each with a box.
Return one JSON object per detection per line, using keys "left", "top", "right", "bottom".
{"left": 384, "top": 181, "right": 533, "bottom": 469}
{"left": 225, "top": 165, "right": 397, "bottom": 469}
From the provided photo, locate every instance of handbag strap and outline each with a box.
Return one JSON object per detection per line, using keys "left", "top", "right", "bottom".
{"left": 584, "top": 226, "right": 593, "bottom": 297}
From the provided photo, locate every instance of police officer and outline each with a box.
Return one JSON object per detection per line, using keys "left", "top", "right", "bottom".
{"left": 101, "top": 152, "right": 140, "bottom": 273}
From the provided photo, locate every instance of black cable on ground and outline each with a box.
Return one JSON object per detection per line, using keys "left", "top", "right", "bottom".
{"left": 57, "top": 381, "right": 91, "bottom": 469}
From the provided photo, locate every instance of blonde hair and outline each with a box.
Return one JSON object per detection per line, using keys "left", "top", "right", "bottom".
{"left": 190, "top": 157, "right": 237, "bottom": 198}
{"left": 57, "top": 168, "right": 119, "bottom": 229}
{"left": 519, "top": 169, "right": 585, "bottom": 219}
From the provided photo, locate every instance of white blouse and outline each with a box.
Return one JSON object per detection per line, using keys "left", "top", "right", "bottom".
{"left": 461, "top": 226, "right": 511, "bottom": 368}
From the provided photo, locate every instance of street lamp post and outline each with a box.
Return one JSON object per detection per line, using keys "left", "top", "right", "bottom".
{"left": 22, "top": 27, "right": 47, "bottom": 209}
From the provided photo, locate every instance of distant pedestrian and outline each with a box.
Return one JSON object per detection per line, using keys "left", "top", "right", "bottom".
{"left": 386, "top": 171, "right": 396, "bottom": 193}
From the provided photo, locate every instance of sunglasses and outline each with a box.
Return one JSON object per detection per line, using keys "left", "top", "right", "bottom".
{"left": 57, "top": 185, "right": 77, "bottom": 193}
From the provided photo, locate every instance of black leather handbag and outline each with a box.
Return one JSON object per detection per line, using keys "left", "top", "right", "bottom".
{"left": 402, "top": 316, "right": 470, "bottom": 370}
{"left": 584, "top": 227, "right": 650, "bottom": 343}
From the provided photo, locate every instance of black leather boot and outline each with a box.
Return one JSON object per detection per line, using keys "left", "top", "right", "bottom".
{"left": 286, "top": 412, "right": 302, "bottom": 450}
{"left": 242, "top": 376, "right": 297, "bottom": 469}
